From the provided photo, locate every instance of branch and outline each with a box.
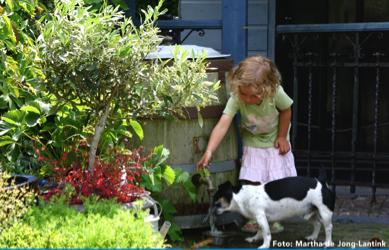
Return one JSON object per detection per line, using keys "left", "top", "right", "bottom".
{"left": 88, "top": 103, "right": 111, "bottom": 171}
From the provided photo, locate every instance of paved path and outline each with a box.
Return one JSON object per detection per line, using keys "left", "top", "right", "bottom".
{"left": 178, "top": 186, "right": 389, "bottom": 249}
{"left": 334, "top": 186, "right": 389, "bottom": 224}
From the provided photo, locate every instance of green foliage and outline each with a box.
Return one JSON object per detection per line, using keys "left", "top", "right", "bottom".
{"left": 141, "top": 145, "right": 196, "bottom": 199}
{"left": 136, "top": 0, "right": 179, "bottom": 17}
{"left": 141, "top": 145, "right": 197, "bottom": 241}
{"left": 0, "top": 100, "right": 50, "bottom": 172}
{"left": 173, "top": 168, "right": 197, "bottom": 201}
{"left": 158, "top": 167, "right": 197, "bottom": 241}
{"left": 40, "top": 104, "right": 89, "bottom": 153}
{"left": 0, "top": 98, "right": 92, "bottom": 175}
{"left": 198, "top": 167, "right": 211, "bottom": 179}
{"left": 0, "top": 0, "right": 45, "bottom": 111}
{"left": 81, "top": 0, "right": 179, "bottom": 17}
{"left": 0, "top": 196, "right": 166, "bottom": 248}
{"left": 98, "top": 109, "right": 145, "bottom": 152}
{"left": 0, "top": 172, "right": 35, "bottom": 232}
{"left": 38, "top": 0, "right": 218, "bottom": 118}
{"left": 37, "top": 0, "right": 219, "bottom": 170}
{"left": 1, "top": 0, "right": 213, "bottom": 241}
{"left": 142, "top": 145, "right": 174, "bottom": 192}
{"left": 0, "top": 0, "right": 50, "bottom": 173}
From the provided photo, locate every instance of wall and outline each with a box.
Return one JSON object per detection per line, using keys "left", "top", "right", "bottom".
{"left": 179, "top": 0, "right": 273, "bottom": 59}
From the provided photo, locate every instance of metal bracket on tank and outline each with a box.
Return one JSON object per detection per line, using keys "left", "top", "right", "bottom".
{"left": 171, "top": 160, "right": 236, "bottom": 174}
{"left": 192, "top": 136, "right": 208, "bottom": 154}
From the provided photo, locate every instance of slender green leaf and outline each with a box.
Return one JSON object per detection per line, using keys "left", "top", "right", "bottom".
{"left": 0, "top": 140, "right": 14, "bottom": 147}
{"left": 20, "top": 105, "right": 41, "bottom": 114}
{"left": 2, "top": 110, "right": 25, "bottom": 126}
{"left": 153, "top": 145, "right": 169, "bottom": 166}
{"left": 183, "top": 180, "right": 197, "bottom": 201}
{"left": 2, "top": 15, "right": 16, "bottom": 43}
{"left": 129, "top": 119, "right": 143, "bottom": 141}
{"left": 5, "top": 0, "right": 15, "bottom": 12}
{"left": 161, "top": 165, "right": 175, "bottom": 185}
{"left": 174, "top": 168, "right": 190, "bottom": 183}
{"left": 197, "top": 111, "right": 204, "bottom": 128}
{"left": 0, "top": 128, "right": 11, "bottom": 136}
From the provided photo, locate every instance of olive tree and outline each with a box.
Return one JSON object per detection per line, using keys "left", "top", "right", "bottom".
{"left": 37, "top": 0, "right": 219, "bottom": 170}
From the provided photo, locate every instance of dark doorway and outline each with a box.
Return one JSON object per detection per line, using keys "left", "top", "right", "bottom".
{"left": 275, "top": 0, "right": 389, "bottom": 194}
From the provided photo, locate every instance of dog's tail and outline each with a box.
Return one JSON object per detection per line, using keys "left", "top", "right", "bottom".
{"left": 317, "top": 165, "right": 336, "bottom": 211}
{"left": 317, "top": 166, "right": 328, "bottom": 186}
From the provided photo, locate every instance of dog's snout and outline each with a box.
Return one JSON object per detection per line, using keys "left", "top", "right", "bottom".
{"left": 211, "top": 203, "right": 221, "bottom": 215}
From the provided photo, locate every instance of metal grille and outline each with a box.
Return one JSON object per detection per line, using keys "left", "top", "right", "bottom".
{"left": 277, "top": 23, "right": 389, "bottom": 201}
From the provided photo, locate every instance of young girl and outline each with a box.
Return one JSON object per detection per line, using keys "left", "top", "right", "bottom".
{"left": 197, "top": 55, "right": 297, "bottom": 232}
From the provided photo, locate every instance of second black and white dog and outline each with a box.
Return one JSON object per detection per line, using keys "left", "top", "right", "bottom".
{"left": 213, "top": 176, "right": 335, "bottom": 248}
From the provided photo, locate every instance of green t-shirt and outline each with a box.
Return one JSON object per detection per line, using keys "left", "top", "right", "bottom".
{"left": 223, "top": 85, "right": 293, "bottom": 148}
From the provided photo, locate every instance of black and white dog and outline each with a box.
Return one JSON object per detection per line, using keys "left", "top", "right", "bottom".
{"left": 213, "top": 176, "right": 335, "bottom": 248}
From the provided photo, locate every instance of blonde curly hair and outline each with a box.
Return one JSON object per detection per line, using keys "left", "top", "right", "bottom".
{"left": 228, "top": 55, "right": 281, "bottom": 99}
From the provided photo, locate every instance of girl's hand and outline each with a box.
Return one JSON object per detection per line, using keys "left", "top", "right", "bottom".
{"left": 274, "top": 137, "right": 290, "bottom": 155}
{"left": 196, "top": 150, "right": 212, "bottom": 170}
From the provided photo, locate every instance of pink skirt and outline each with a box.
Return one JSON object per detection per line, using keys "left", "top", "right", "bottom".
{"left": 239, "top": 146, "right": 297, "bottom": 183}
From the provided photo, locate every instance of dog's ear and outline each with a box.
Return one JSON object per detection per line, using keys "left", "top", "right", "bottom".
{"left": 218, "top": 181, "right": 233, "bottom": 190}
{"left": 233, "top": 183, "right": 242, "bottom": 193}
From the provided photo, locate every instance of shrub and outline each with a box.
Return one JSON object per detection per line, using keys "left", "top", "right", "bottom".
{"left": 0, "top": 0, "right": 47, "bottom": 173}
{"left": 38, "top": 144, "right": 178, "bottom": 205}
{"left": 0, "top": 172, "right": 35, "bottom": 232}
{"left": 37, "top": 0, "right": 219, "bottom": 170}
{"left": 37, "top": 143, "right": 195, "bottom": 241}
{"left": 0, "top": 196, "right": 165, "bottom": 248}
{"left": 39, "top": 145, "right": 147, "bottom": 204}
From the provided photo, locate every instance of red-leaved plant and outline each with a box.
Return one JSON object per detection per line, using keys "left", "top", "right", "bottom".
{"left": 36, "top": 144, "right": 149, "bottom": 204}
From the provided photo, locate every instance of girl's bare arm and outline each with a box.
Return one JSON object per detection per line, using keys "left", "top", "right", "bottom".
{"left": 275, "top": 107, "right": 292, "bottom": 154}
{"left": 197, "top": 114, "right": 234, "bottom": 168}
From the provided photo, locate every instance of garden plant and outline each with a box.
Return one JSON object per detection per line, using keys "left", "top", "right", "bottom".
{"left": 0, "top": 196, "right": 166, "bottom": 248}
{"left": 0, "top": 0, "right": 48, "bottom": 173}
{"left": 0, "top": 172, "right": 35, "bottom": 233}
{"left": 36, "top": 0, "right": 219, "bottom": 171}
{"left": 1, "top": 0, "right": 220, "bottom": 245}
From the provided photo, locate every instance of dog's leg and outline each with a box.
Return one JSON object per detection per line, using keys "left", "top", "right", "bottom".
{"left": 322, "top": 218, "right": 333, "bottom": 247}
{"left": 305, "top": 213, "right": 321, "bottom": 241}
{"left": 245, "top": 214, "right": 271, "bottom": 249}
{"left": 318, "top": 208, "right": 333, "bottom": 247}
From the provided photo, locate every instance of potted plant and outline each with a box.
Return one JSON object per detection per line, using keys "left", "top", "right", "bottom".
{"left": 36, "top": 0, "right": 219, "bottom": 172}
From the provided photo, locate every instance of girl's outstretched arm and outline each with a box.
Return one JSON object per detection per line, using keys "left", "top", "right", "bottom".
{"left": 275, "top": 107, "right": 292, "bottom": 154}
{"left": 196, "top": 114, "right": 234, "bottom": 169}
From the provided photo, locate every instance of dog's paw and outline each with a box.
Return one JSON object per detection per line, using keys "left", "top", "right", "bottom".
{"left": 324, "top": 240, "right": 334, "bottom": 248}
{"left": 245, "top": 235, "right": 260, "bottom": 243}
{"left": 305, "top": 235, "right": 318, "bottom": 241}
{"left": 258, "top": 243, "right": 270, "bottom": 248}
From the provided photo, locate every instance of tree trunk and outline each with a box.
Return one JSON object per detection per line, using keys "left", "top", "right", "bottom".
{"left": 88, "top": 104, "right": 111, "bottom": 171}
